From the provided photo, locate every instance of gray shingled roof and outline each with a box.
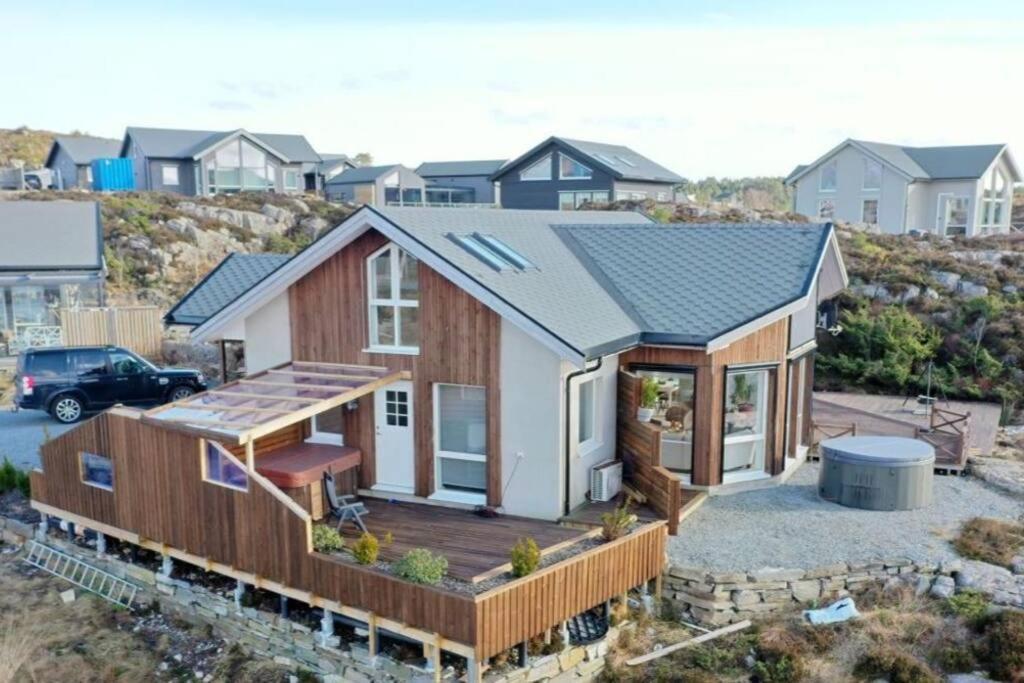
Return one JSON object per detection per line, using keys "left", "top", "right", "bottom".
{"left": 557, "top": 223, "right": 831, "bottom": 347}
{"left": 0, "top": 201, "right": 103, "bottom": 271}
{"left": 416, "top": 160, "right": 507, "bottom": 177}
{"left": 124, "top": 127, "right": 319, "bottom": 163}
{"left": 558, "top": 138, "right": 684, "bottom": 183}
{"left": 165, "top": 253, "right": 291, "bottom": 326}
{"left": 325, "top": 165, "right": 403, "bottom": 185}
{"left": 792, "top": 140, "right": 1009, "bottom": 184}
{"left": 46, "top": 135, "right": 121, "bottom": 166}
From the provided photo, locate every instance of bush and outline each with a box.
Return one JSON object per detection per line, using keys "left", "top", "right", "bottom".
{"left": 953, "top": 517, "right": 1024, "bottom": 569}
{"left": 392, "top": 549, "right": 448, "bottom": 585}
{"left": 754, "top": 626, "right": 809, "bottom": 683}
{"left": 978, "top": 610, "right": 1024, "bottom": 682}
{"left": 944, "top": 590, "right": 990, "bottom": 624}
{"left": 312, "top": 525, "right": 344, "bottom": 553}
{"left": 600, "top": 500, "right": 636, "bottom": 542}
{"left": 0, "top": 458, "right": 29, "bottom": 498}
{"left": 350, "top": 532, "right": 380, "bottom": 565}
{"left": 510, "top": 537, "right": 540, "bottom": 578}
{"left": 853, "top": 646, "right": 940, "bottom": 683}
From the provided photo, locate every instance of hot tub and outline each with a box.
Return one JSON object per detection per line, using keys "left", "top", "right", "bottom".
{"left": 818, "top": 436, "right": 934, "bottom": 511}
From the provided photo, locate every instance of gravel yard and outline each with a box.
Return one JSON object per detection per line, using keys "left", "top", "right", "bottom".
{"left": 670, "top": 461, "right": 1024, "bottom": 571}
{"left": 0, "top": 407, "right": 73, "bottom": 470}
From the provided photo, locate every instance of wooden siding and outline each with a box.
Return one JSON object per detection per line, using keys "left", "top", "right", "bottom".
{"left": 616, "top": 371, "right": 681, "bottom": 534}
{"left": 288, "top": 230, "right": 503, "bottom": 506}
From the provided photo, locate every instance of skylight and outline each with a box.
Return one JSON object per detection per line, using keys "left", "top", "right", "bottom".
{"left": 594, "top": 153, "right": 617, "bottom": 166}
{"left": 615, "top": 155, "right": 637, "bottom": 167}
{"left": 449, "top": 233, "right": 535, "bottom": 272}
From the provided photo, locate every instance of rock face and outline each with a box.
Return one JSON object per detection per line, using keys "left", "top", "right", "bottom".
{"left": 930, "top": 270, "right": 962, "bottom": 292}
{"left": 177, "top": 202, "right": 287, "bottom": 236}
{"left": 958, "top": 281, "right": 989, "bottom": 299}
{"left": 954, "top": 559, "right": 1024, "bottom": 608}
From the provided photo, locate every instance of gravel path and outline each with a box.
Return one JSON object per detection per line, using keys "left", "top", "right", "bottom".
{"left": 669, "top": 462, "right": 1024, "bottom": 571}
{"left": 0, "top": 408, "right": 74, "bottom": 470}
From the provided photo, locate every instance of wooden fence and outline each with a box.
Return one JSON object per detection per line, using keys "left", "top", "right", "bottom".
{"left": 810, "top": 421, "right": 857, "bottom": 449}
{"left": 61, "top": 307, "right": 163, "bottom": 358}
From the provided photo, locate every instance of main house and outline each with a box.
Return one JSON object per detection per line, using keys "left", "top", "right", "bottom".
{"left": 31, "top": 207, "right": 845, "bottom": 677}
{"left": 44, "top": 135, "right": 122, "bottom": 190}
{"left": 786, "top": 139, "right": 1021, "bottom": 237}
{"left": 415, "top": 159, "right": 506, "bottom": 205}
{"left": 491, "top": 136, "right": 683, "bottom": 209}
{"left": 120, "top": 127, "right": 321, "bottom": 196}
{"left": 323, "top": 164, "right": 426, "bottom": 206}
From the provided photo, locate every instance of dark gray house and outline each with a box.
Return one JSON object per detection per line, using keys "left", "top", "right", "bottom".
{"left": 492, "top": 136, "right": 682, "bottom": 210}
{"left": 323, "top": 164, "right": 426, "bottom": 206}
{"left": 45, "top": 135, "right": 122, "bottom": 190}
{"left": 415, "top": 159, "right": 506, "bottom": 205}
{"left": 0, "top": 201, "right": 105, "bottom": 355}
{"left": 120, "top": 127, "right": 320, "bottom": 196}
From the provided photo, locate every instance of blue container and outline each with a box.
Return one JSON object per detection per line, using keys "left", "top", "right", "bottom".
{"left": 91, "top": 158, "right": 135, "bottom": 191}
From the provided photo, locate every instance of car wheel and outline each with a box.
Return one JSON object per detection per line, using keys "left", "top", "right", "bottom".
{"left": 51, "top": 396, "right": 84, "bottom": 424}
{"left": 168, "top": 385, "right": 195, "bottom": 403}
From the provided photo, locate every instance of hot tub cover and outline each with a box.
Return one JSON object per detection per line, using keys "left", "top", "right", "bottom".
{"left": 820, "top": 436, "right": 935, "bottom": 467}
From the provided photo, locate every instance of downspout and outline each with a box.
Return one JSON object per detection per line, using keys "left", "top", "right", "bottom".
{"left": 563, "top": 357, "right": 603, "bottom": 517}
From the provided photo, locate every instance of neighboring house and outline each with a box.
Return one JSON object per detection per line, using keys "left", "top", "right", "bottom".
{"left": 786, "top": 139, "right": 1022, "bottom": 237}
{"left": 314, "top": 154, "right": 358, "bottom": 189}
{"left": 164, "top": 253, "right": 291, "bottom": 328}
{"left": 415, "top": 159, "right": 506, "bottom": 205}
{"left": 120, "top": 127, "right": 320, "bottom": 196}
{"left": 491, "top": 136, "right": 683, "bottom": 210}
{"left": 44, "top": 135, "right": 122, "bottom": 190}
{"left": 323, "top": 164, "right": 425, "bottom": 206}
{"left": 0, "top": 201, "right": 104, "bottom": 354}
{"left": 29, "top": 206, "right": 845, "bottom": 676}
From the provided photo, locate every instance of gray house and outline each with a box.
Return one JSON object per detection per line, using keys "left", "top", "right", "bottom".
{"left": 786, "top": 139, "right": 1021, "bottom": 237}
{"left": 315, "top": 154, "right": 358, "bottom": 189}
{"left": 491, "top": 136, "right": 682, "bottom": 210}
{"left": 324, "top": 165, "right": 426, "bottom": 206}
{"left": 120, "top": 127, "right": 320, "bottom": 196}
{"left": 45, "top": 135, "right": 122, "bottom": 190}
{"left": 0, "top": 201, "right": 105, "bottom": 354}
{"left": 415, "top": 159, "right": 506, "bottom": 205}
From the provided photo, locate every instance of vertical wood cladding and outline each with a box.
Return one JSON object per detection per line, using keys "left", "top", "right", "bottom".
{"left": 287, "top": 229, "right": 502, "bottom": 505}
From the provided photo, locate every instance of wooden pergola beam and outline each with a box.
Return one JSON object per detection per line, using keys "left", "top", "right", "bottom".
{"left": 267, "top": 369, "right": 383, "bottom": 382}
{"left": 170, "top": 403, "right": 294, "bottom": 416}
{"left": 290, "top": 360, "right": 388, "bottom": 372}
{"left": 208, "top": 390, "right": 322, "bottom": 404}
{"left": 238, "top": 379, "right": 358, "bottom": 392}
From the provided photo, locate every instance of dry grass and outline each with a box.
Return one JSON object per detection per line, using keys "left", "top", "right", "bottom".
{"left": 0, "top": 614, "right": 43, "bottom": 683}
{"left": 0, "top": 373, "right": 12, "bottom": 407}
{"left": 953, "top": 517, "right": 1024, "bottom": 568}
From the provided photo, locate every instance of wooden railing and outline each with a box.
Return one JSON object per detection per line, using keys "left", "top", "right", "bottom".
{"left": 811, "top": 421, "right": 857, "bottom": 448}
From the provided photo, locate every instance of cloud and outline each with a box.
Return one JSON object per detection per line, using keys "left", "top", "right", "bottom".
{"left": 580, "top": 114, "right": 670, "bottom": 131}
{"left": 491, "top": 108, "right": 550, "bottom": 126}
{"left": 209, "top": 100, "right": 254, "bottom": 111}
{"left": 375, "top": 68, "right": 410, "bottom": 83}
{"left": 338, "top": 77, "right": 363, "bottom": 91}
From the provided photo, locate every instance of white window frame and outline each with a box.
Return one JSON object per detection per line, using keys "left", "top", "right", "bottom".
{"left": 937, "top": 193, "right": 970, "bottom": 236}
{"left": 519, "top": 154, "right": 552, "bottom": 182}
{"left": 558, "top": 153, "right": 593, "bottom": 180}
{"left": 576, "top": 376, "right": 602, "bottom": 454}
{"left": 80, "top": 451, "right": 113, "bottom": 491}
{"left": 161, "top": 164, "right": 180, "bottom": 186}
{"left": 366, "top": 243, "right": 419, "bottom": 354}
{"left": 862, "top": 158, "right": 882, "bottom": 191}
{"left": 432, "top": 383, "right": 488, "bottom": 503}
{"left": 818, "top": 198, "right": 836, "bottom": 220}
{"left": 722, "top": 368, "right": 770, "bottom": 483}
{"left": 559, "top": 190, "right": 610, "bottom": 210}
{"left": 861, "top": 198, "right": 879, "bottom": 224}
{"left": 201, "top": 440, "right": 249, "bottom": 492}
{"left": 979, "top": 166, "right": 1010, "bottom": 229}
{"left": 819, "top": 160, "right": 837, "bottom": 192}
{"left": 616, "top": 191, "right": 647, "bottom": 201}
{"left": 306, "top": 409, "right": 345, "bottom": 446}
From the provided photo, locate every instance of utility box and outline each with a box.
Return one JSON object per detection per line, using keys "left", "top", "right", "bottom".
{"left": 91, "top": 158, "right": 134, "bottom": 191}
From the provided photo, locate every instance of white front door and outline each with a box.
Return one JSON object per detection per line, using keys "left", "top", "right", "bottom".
{"left": 374, "top": 380, "right": 415, "bottom": 494}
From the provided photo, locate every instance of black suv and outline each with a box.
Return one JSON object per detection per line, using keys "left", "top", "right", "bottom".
{"left": 14, "top": 346, "right": 207, "bottom": 424}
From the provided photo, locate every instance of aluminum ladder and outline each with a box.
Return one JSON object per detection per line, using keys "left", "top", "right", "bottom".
{"left": 23, "top": 540, "right": 139, "bottom": 609}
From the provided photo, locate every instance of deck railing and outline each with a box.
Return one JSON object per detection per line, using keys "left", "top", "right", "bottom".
{"left": 811, "top": 421, "right": 857, "bottom": 448}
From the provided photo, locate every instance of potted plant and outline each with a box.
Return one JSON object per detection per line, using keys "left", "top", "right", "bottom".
{"left": 637, "top": 377, "right": 659, "bottom": 422}
{"left": 731, "top": 374, "right": 754, "bottom": 412}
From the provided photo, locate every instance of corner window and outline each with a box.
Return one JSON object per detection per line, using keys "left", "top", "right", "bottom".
{"left": 818, "top": 198, "right": 836, "bottom": 220}
{"left": 819, "top": 160, "right": 837, "bottom": 192}
{"left": 636, "top": 368, "right": 696, "bottom": 475}
{"left": 559, "top": 154, "right": 593, "bottom": 180}
{"left": 863, "top": 159, "right": 882, "bottom": 190}
{"left": 203, "top": 441, "right": 248, "bottom": 491}
{"left": 80, "top": 452, "right": 113, "bottom": 490}
{"left": 861, "top": 199, "right": 879, "bottom": 224}
{"left": 577, "top": 377, "right": 601, "bottom": 448}
{"left": 435, "top": 384, "right": 487, "bottom": 496}
{"left": 367, "top": 244, "right": 419, "bottom": 352}
{"left": 723, "top": 369, "right": 770, "bottom": 481}
{"left": 162, "top": 165, "right": 179, "bottom": 186}
{"left": 308, "top": 406, "right": 345, "bottom": 446}
{"left": 519, "top": 154, "right": 552, "bottom": 181}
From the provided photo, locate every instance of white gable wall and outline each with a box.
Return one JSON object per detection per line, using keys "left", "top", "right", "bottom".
{"left": 243, "top": 292, "right": 291, "bottom": 374}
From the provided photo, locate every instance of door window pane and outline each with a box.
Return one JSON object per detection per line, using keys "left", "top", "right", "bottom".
{"left": 439, "top": 458, "right": 486, "bottom": 493}
{"left": 109, "top": 351, "right": 145, "bottom": 375}
{"left": 30, "top": 352, "right": 67, "bottom": 378}
{"left": 723, "top": 369, "right": 769, "bottom": 476}
{"left": 438, "top": 385, "right": 486, "bottom": 455}
{"left": 559, "top": 193, "right": 575, "bottom": 210}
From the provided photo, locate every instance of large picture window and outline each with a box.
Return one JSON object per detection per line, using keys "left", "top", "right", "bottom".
{"left": 862, "top": 159, "right": 882, "bottom": 190}
{"left": 979, "top": 166, "right": 1010, "bottom": 231}
{"left": 723, "top": 368, "right": 770, "bottom": 481}
{"left": 636, "top": 368, "right": 696, "bottom": 476}
{"left": 435, "top": 384, "right": 487, "bottom": 496}
{"left": 203, "top": 441, "right": 248, "bottom": 491}
{"left": 80, "top": 451, "right": 114, "bottom": 490}
{"left": 367, "top": 244, "right": 419, "bottom": 352}
{"left": 204, "top": 137, "right": 279, "bottom": 194}
{"left": 819, "top": 160, "right": 837, "bottom": 192}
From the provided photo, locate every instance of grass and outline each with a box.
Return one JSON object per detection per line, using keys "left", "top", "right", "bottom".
{"left": 953, "top": 517, "right": 1024, "bottom": 568}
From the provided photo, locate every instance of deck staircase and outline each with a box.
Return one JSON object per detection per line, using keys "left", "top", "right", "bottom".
{"left": 23, "top": 540, "right": 140, "bottom": 609}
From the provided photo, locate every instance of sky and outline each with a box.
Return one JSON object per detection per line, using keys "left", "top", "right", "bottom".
{"left": 3, "top": 0, "right": 1024, "bottom": 178}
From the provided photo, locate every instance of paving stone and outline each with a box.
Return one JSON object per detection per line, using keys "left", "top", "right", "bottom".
{"left": 791, "top": 580, "right": 821, "bottom": 602}
{"left": 732, "top": 589, "right": 762, "bottom": 607}
{"left": 669, "top": 566, "right": 710, "bottom": 582}
{"left": 558, "top": 647, "right": 585, "bottom": 670}
{"left": 526, "top": 655, "right": 560, "bottom": 682}
{"left": 803, "top": 563, "right": 849, "bottom": 579}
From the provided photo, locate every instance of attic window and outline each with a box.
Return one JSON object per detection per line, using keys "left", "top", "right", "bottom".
{"left": 449, "top": 233, "right": 534, "bottom": 272}
{"left": 520, "top": 155, "right": 552, "bottom": 181}
{"left": 615, "top": 155, "right": 636, "bottom": 168}
{"left": 559, "top": 154, "right": 592, "bottom": 180}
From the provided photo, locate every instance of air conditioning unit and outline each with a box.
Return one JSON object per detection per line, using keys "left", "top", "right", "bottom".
{"left": 590, "top": 459, "right": 623, "bottom": 502}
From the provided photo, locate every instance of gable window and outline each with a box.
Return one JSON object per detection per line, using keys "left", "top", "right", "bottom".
{"left": 435, "top": 384, "right": 487, "bottom": 498}
{"left": 367, "top": 244, "right": 419, "bottom": 352}
{"left": 819, "top": 160, "right": 837, "bottom": 192}
{"left": 861, "top": 199, "right": 879, "bottom": 224}
{"left": 205, "top": 137, "right": 278, "bottom": 194}
{"left": 559, "top": 190, "right": 610, "bottom": 210}
{"left": 203, "top": 441, "right": 248, "bottom": 491}
{"left": 80, "top": 451, "right": 114, "bottom": 490}
{"left": 577, "top": 377, "right": 601, "bottom": 449}
{"left": 979, "top": 167, "right": 1010, "bottom": 230}
{"left": 559, "top": 154, "right": 593, "bottom": 180}
{"left": 519, "top": 154, "right": 552, "bottom": 181}
{"left": 161, "top": 165, "right": 179, "bottom": 186}
{"left": 308, "top": 406, "right": 345, "bottom": 446}
{"left": 863, "top": 159, "right": 882, "bottom": 190}
{"left": 818, "top": 198, "right": 836, "bottom": 220}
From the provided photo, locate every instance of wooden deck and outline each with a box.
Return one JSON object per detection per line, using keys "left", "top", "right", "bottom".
{"left": 336, "top": 499, "right": 591, "bottom": 582}
{"left": 561, "top": 489, "right": 703, "bottom": 529}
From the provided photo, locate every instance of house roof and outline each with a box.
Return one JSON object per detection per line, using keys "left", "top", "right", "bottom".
{"left": 492, "top": 136, "right": 684, "bottom": 184}
{"left": 45, "top": 135, "right": 122, "bottom": 167}
{"left": 324, "top": 164, "right": 404, "bottom": 185}
{"left": 0, "top": 201, "right": 104, "bottom": 272}
{"left": 165, "top": 253, "right": 291, "bottom": 327}
{"left": 122, "top": 127, "right": 319, "bottom": 163}
{"left": 317, "top": 154, "right": 356, "bottom": 174}
{"left": 416, "top": 159, "right": 507, "bottom": 177}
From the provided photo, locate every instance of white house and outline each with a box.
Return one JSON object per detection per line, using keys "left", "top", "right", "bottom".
{"left": 786, "top": 140, "right": 1020, "bottom": 237}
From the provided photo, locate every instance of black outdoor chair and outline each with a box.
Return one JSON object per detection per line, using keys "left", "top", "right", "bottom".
{"left": 323, "top": 470, "right": 369, "bottom": 533}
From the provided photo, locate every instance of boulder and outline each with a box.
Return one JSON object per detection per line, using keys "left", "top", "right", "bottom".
{"left": 930, "top": 270, "right": 961, "bottom": 292}
{"left": 851, "top": 283, "right": 893, "bottom": 303}
{"left": 288, "top": 197, "right": 310, "bottom": 213}
{"left": 949, "top": 250, "right": 1011, "bottom": 267}
{"left": 955, "top": 560, "right": 1022, "bottom": 606}
{"left": 1011, "top": 556, "right": 1024, "bottom": 576}
{"left": 1003, "top": 284, "right": 1019, "bottom": 295}
{"left": 261, "top": 203, "right": 296, "bottom": 226}
{"left": 958, "top": 281, "right": 989, "bottom": 299}
{"left": 296, "top": 215, "right": 329, "bottom": 240}
{"left": 930, "top": 575, "right": 955, "bottom": 599}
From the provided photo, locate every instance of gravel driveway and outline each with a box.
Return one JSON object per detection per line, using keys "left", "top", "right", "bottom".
{"left": 670, "top": 461, "right": 1024, "bottom": 571}
{"left": 0, "top": 407, "right": 74, "bottom": 470}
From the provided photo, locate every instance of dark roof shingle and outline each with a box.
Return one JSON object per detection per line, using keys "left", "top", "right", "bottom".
{"left": 165, "top": 253, "right": 291, "bottom": 326}
{"left": 47, "top": 135, "right": 122, "bottom": 166}
{"left": 416, "top": 159, "right": 507, "bottom": 177}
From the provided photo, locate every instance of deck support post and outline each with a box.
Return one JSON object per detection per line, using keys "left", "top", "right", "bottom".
{"left": 641, "top": 581, "right": 655, "bottom": 615}
{"left": 516, "top": 640, "right": 529, "bottom": 668}
{"left": 160, "top": 554, "right": 173, "bottom": 578}
{"left": 423, "top": 639, "right": 441, "bottom": 683}
{"left": 466, "top": 657, "right": 481, "bottom": 683}
{"left": 66, "top": 521, "right": 76, "bottom": 542}
{"left": 319, "top": 609, "right": 336, "bottom": 647}
{"left": 95, "top": 532, "right": 107, "bottom": 557}
{"left": 543, "top": 628, "right": 552, "bottom": 646}
{"left": 278, "top": 594, "right": 289, "bottom": 619}
{"left": 654, "top": 572, "right": 664, "bottom": 602}
{"left": 367, "top": 614, "right": 378, "bottom": 662}
{"left": 560, "top": 621, "right": 569, "bottom": 649}
{"left": 233, "top": 580, "right": 246, "bottom": 610}
{"left": 36, "top": 514, "right": 48, "bottom": 542}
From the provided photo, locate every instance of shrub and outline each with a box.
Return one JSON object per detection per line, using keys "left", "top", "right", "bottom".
{"left": 978, "top": 610, "right": 1024, "bottom": 682}
{"left": 0, "top": 458, "right": 17, "bottom": 493}
{"left": 312, "top": 525, "right": 344, "bottom": 553}
{"left": 754, "top": 626, "right": 809, "bottom": 683}
{"left": 510, "top": 537, "right": 540, "bottom": 578}
{"left": 944, "top": 590, "right": 989, "bottom": 624}
{"left": 600, "top": 500, "right": 636, "bottom": 542}
{"left": 392, "top": 549, "right": 448, "bottom": 585}
{"left": 953, "top": 517, "right": 1024, "bottom": 569}
{"left": 853, "top": 646, "right": 940, "bottom": 683}
{"left": 350, "top": 532, "right": 380, "bottom": 565}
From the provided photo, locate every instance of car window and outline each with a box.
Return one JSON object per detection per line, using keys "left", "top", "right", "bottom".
{"left": 29, "top": 352, "right": 67, "bottom": 378}
{"left": 74, "top": 350, "right": 109, "bottom": 378}
{"left": 109, "top": 351, "right": 145, "bottom": 375}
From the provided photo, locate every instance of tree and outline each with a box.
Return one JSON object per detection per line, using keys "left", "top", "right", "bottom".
{"left": 353, "top": 152, "right": 373, "bottom": 166}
